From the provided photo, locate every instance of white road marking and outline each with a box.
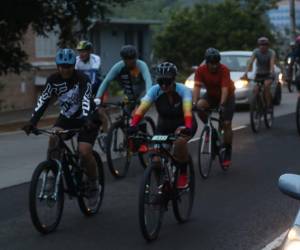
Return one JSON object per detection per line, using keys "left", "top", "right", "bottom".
{"left": 260, "top": 230, "right": 288, "bottom": 250}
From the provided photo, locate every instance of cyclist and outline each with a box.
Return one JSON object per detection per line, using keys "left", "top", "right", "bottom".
{"left": 193, "top": 48, "right": 235, "bottom": 167}
{"left": 76, "top": 40, "right": 102, "bottom": 95}
{"left": 242, "top": 37, "right": 276, "bottom": 111}
{"left": 290, "top": 36, "right": 300, "bottom": 90}
{"left": 94, "top": 44, "right": 152, "bottom": 111}
{"left": 76, "top": 40, "right": 109, "bottom": 135}
{"left": 129, "top": 62, "right": 197, "bottom": 188}
{"left": 22, "top": 48, "right": 101, "bottom": 202}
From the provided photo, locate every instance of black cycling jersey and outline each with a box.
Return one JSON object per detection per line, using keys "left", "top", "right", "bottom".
{"left": 30, "top": 71, "right": 92, "bottom": 125}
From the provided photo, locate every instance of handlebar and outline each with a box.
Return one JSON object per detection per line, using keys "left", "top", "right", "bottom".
{"left": 31, "top": 128, "right": 81, "bottom": 136}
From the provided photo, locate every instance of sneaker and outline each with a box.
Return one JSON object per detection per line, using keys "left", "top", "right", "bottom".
{"left": 177, "top": 174, "right": 188, "bottom": 189}
{"left": 138, "top": 144, "right": 148, "bottom": 153}
{"left": 221, "top": 146, "right": 232, "bottom": 168}
{"left": 87, "top": 179, "right": 100, "bottom": 207}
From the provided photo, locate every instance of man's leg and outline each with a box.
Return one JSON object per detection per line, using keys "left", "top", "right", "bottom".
{"left": 196, "top": 98, "right": 210, "bottom": 123}
{"left": 264, "top": 79, "right": 273, "bottom": 109}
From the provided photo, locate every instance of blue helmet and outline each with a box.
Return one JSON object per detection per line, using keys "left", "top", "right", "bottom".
{"left": 55, "top": 48, "right": 76, "bottom": 65}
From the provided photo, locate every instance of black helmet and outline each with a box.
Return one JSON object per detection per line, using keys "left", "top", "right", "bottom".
{"left": 120, "top": 45, "right": 137, "bottom": 59}
{"left": 155, "top": 62, "right": 178, "bottom": 80}
{"left": 257, "top": 37, "right": 270, "bottom": 45}
{"left": 76, "top": 40, "right": 93, "bottom": 51}
{"left": 205, "top": 48, "right": 221, "bottom": 63}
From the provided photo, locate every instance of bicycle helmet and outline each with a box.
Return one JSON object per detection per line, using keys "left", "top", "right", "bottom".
{"left": 205, "top": 48, "right": 221, "bottom": 63}
{"left": 120, "top": 45, "right": 137, "bottom": 60}
{"left": 76, "top": 40, "right": 93, "bottom": 51}
{"left": 257, "top": 37, "right": 270, "bottom": 45}
{"left": 155, "top": 62, "right": 178, "bottom": 79}
{"left": 55, "top": 48, "right": 76, "bottom": 65}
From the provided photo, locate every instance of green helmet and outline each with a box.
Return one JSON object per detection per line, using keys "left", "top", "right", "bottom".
{"left": 76, "top": 40, "right": 92, "bottom": 51}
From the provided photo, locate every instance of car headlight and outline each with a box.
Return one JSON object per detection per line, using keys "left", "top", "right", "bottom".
{"left": 185, "top": 79, "right": 195, "bottom": 89}
{"left": 288, "top": 57, "right": 292, "bottom": 64}
{"left": 283, "top": 226, "right": 300, "bottom": 250}
{"left": 234, "top": 79, "right": 248, "bottom": 89}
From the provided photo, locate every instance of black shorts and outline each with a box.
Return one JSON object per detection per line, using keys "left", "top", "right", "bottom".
{"left": 54, "top": 115, "right": 98, "bottom": 145}
{"left": 202, "top": 94, "right": 235, "bottom": 121}
{"left": 255, "top": 73, "right": 274, "bottom": 81}
{"left": 156, "top": 116, "right": 198, "bottom": 137}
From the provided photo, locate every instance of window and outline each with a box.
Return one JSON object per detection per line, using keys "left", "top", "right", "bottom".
{"left": 35, "top": 31, "right": 59, "bottom": 58}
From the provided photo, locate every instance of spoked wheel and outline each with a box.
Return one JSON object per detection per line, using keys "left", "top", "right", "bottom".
{"left": 173, "top": 156, "right": 195, "bottom": 223}
{"left": 78, "top": 151, "right": 105, "bottom": 216}
{"left": 296, "top": 97, "right": 300, "bottom": 136}
{"left": 139, "top": 163, "right": 165, "bottom": 241}
{"left": 29, "top": 160, "right": 64, "bottom": 234}
{"left": 198, "top": 127, "right": 214, "bottom": 179}
{"left": 264, "top": 104, "right": 274, "bottom": 129}
{"left": 138, "top": 116, "right": 156, "bottom": 168}
{"left": 250, "top": 95, "right": 262, "bottom": 133}
{"left": 106, "top": 121, "right": 131, "bottom": 178}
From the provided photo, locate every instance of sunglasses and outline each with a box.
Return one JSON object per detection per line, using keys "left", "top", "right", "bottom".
{"left": 157, "top": 77, "right": 174, "bottom": 86}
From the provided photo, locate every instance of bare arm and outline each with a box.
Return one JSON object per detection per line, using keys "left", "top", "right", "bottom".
{"left": 192, "top": 82, "right": 201, "bottom": 105}
{"left": 220, "top": 87, "right": 229, "bottom": 105}
{"left": 270, "top": 52, "right": 276, "bottom": 75}
{"left": 244, "top": 54, "right": 256, "bottom": 76}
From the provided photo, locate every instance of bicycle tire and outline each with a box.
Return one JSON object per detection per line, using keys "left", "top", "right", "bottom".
{"left": 264, "top": 104, "right": 274, "bottom": 129}
{"left": 138, "top": 116, "right": 156, "bottom": 168}
{"left": 138, "top": 163, "right": 165, "bottom": 241}
{"left": 173, "top": 156, "right": 195, "bottom": 223}
{"left": 29, "top": 160, "right": 64, "bottom": 234}
{"left": 198, "top": 126, "right": 214, "bottom": 179}
{"left": 106, "top": 120, "right": 131, "bottom": 178}
{"left": 250, "top": 95, "right": 262, "bottom": 133}
{"left": 78, "top": 151, "right": 105, "bottom": 216}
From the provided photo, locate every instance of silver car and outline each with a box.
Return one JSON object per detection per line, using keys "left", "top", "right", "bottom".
{"left": 185, "top": 51, "right": 283, "bottom": 105}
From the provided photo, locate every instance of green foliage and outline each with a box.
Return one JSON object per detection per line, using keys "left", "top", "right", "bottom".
{"left": 0, "top": 0, "right": 132, "bottom": 75}
{"left": 154, "top": 0, "right": 279, "bottom": 70}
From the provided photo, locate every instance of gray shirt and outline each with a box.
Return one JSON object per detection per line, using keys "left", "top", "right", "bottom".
{"left": 253, "top": 48, "right": 275, "bottom": 75}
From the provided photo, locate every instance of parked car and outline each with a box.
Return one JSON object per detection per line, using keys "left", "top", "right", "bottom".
{"left": 185, "top": 51, "right": 283, "bottom": 106}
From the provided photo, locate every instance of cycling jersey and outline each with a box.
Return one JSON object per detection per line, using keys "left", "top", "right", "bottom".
{"left": 75, "top": 54, "right": 101, "bottom": 94}
{"left": 253, "top": 48, "right": 275, "bottom": 75}
{"left": 95, "top": 59, "right": 152, "bottom": 101}
{"left": 30, "top": 71, "right": 92, "bottom": 125}
{"left": 194, "top": 64, "right": 235, "bottom": 101}
{"left": 131, "top": 83, "right": 193, "bottom": 130}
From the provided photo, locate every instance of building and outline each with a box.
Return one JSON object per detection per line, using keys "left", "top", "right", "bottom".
{"left": 267, "top": 0, "right": 300, "bottom": 32}
{"left": 0, "top": 18, "right": 160, "bottom": 112}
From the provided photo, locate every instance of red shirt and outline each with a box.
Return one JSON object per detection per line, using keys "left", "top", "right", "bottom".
{"left": 194, "top": 64, "right": 235, "bottom": 100}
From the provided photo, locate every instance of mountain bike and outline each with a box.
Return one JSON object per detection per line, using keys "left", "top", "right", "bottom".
{"left": 28, "top": 128, "right": 105, "bottom": 234}
{"left": 196, "top": 108, "right": 228, "bottom": 179}
{"left": 250, "top": 79, "right": 274, "bottom": 133}
{"left": 132, "top": 133, "right": 195, "bottom": 241}
{"left": 106, "top": 101, "right": 156, "bottom": 178}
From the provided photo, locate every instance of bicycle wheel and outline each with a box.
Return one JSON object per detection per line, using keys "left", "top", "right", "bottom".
{"left": 78, "top": 151, "right": 105, "bottom": 216}
{"left": 250, "top": 95, "right": 262, "bottom": 133}
{"left": 139, "top": 163, "right": 165, "bottom": 241}
{"left": 296, "top": 97, "right": 300, "bottom": 135}
{"left": 198, "top": 126, "right": 214, "bottom": 179}
{"left": 138, "top": 116, "right": 156, "bottom": 168}
{"left": 29, "top": 160, "right": 64, "bottom": 234}
{"left": 106, "top": 120, "right": 131, "bottom": 178}
{"left": 264, "top": 103, "right": 274, "bottom": 129}
{"left": 173, "top": 156, "right": 195, "bottom": 223}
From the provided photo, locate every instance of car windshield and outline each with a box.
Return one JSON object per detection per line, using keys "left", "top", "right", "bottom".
{"left": 221, "top": 55, "right": 250, "bottom": 72}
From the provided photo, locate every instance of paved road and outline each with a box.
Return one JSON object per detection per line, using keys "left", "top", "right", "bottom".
{"left": 0, "top": 113, "right": 300, "bottom": 250}
{"left": 0, "top": 90, "right": 297, "bottom": 189}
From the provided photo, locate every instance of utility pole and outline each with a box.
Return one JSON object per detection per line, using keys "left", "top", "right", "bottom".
{"left": 290, "top": 0, "right": 296, "bottom": 40}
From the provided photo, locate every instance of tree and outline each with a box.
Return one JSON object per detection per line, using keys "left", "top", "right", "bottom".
{"left": 0, "top": 0, "right": 132, "bottom": 75}
{"left": 154, "top": 0, "right": 279, "bottom": 70}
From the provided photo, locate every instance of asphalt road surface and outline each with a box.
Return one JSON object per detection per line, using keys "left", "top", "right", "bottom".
{"left": 0, "top": 113, "right": 300, "bottom": 250}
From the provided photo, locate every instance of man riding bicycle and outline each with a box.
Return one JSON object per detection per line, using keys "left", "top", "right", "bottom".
{"left": 94, "top": 45, "right": 152, "bottom": 111}
{"left": 193, "top": 48, "right": 235, "bottom": 167}
{"left": 129, "top": 62, "right": 197, "bottom": 189}
{"left": 289, "top": 36, "right": 300, "bottom": 91}
{"left": 242, "top": 37, "right": 276, "bottom": 111}
{"left": 22, "top": 48, "right": 101, "bottom": 202}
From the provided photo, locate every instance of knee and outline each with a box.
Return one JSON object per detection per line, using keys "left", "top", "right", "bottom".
{"left": 196, "top": 99, "right": 208, "bottom": 110}
{"left": 79, "top": 144, "right": 93, "bottom": 159}
{"left": 223, "top": 121, "right": 232, "bottom": 130}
